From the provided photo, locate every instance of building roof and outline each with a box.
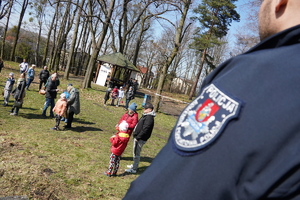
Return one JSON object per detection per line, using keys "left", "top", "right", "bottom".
{"left": 98, "top": 52, "right": 140, "bottom": 72}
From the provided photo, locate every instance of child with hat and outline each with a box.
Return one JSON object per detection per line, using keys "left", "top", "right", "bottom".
{"left": 3, "top": 72, "right": 15, "bottom": 106}
{"left": 51, "top": 93, "right": 67, "bottom": 130}
{"left": 105, "top": 121, "right": 130, "bottom": 177}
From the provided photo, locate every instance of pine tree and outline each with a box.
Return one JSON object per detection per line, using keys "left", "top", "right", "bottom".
{"left": 188, "top": 0, "right": 240, "bottom": 100}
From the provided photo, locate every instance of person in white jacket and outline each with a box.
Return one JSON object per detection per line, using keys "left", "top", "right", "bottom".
{"left": 116, "top": 86, "right": 125, "bottom": 107}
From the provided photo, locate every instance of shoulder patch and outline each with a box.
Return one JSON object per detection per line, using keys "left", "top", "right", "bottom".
{"left": 173, "top": 83, "right": 242, "bottom": 156}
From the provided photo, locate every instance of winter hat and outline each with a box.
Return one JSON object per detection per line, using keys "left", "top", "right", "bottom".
{"left": 9, "top": 72, "right": 14, "bottom": 77}
{"left": 128, "top": 102, "right": 137, "bottom": 112}
{"left": 60, "top": 93, "right": 66, "bottom": 99}
{"left": 119, "top": 121, "right": 129, "bottom": 132}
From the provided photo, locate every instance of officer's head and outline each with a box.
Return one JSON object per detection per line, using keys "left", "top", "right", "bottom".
{"left": 259, "top": 0, "right": 300, "bottom": 41}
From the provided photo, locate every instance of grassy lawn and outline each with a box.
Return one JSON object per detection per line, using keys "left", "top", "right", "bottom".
{"left": 0, "top": 62, "right": 178, "bottom": 199}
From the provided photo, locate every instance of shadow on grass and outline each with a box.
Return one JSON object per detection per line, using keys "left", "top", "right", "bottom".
{"left": 121, "top": 156, "right": 153, "bottom": 163}
{"left": 119, "top": 166, "right": 150, "bottom": 177}
{"left": 73, "top": 118, "right": 96, "bottom": 125}
{"left": 20, "top": 113, "right": 46, "bottom": 119}
{"left": 66, "top": 126, "right": 103, "bottom": 132}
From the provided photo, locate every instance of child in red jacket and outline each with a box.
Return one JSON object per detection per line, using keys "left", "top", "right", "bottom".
{"left": 104, "top": 121, "right": 130, "bottom": 177}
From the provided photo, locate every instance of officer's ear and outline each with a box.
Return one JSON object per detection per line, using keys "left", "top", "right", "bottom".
{"left": 275, "top": 0, "right": 288, "bottom": 12}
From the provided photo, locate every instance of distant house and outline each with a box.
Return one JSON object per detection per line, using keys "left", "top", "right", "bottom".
{"left": 171, "top": 77, "right": 193, "bottom": 95}
{"left": 135, "top": 66, "right": 154, "bottom": 88}
{"left": 94, "top": 52, "right": 140, "bottom": 87}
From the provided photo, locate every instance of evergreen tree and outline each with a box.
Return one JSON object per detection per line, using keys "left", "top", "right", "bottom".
{"left": 188, "top": 0, "right": 240, "bottom": 100}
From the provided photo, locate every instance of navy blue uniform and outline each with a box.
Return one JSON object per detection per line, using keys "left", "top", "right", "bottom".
{"left": 123, "top": 25, "right": 300, "bottom": 200}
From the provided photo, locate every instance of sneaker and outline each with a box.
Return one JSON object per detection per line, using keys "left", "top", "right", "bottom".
{"left": 10, "top": 113, "right": 17, "bottom": 116}
{"left": 125, "top": 168, "right": 136, "bottom": 173}
{"left": 126, "top": 164, "right": 133, "bottom": 169}
{"left": 103, "top": 172, "right": 111, "bottom": 177}
{"left": 50, "top": 127, "right": 58, "bottom": 131}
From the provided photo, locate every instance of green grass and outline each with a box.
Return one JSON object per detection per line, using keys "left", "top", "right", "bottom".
{"left": 0, "top": 62, "right": 178, "bottom": 199}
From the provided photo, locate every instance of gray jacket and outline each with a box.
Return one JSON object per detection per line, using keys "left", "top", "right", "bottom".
{"left": 68, "top": 88, "right": 80, "bottom": 114}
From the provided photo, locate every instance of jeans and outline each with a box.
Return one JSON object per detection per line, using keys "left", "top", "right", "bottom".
{"left": 125, "top": 99, "right": 131, "bottom": 109}
{"left": 132, "top": 139, "right": 146, "bottom": 170}
{"left": 42, "top": 98, "right": 55, "bottom": 117}
{"left": 26, "top": 78, "right": 34, "bottom": 89}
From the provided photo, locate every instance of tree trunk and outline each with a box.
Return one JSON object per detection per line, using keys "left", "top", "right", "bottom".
{"left": 1, "top": 0, "right": 13, "bottom": 59}
{"left": 10, "top": 0, "right": 29, "bottom": 61}
{"left": 82, "top": 0, "right": 116, "bottom": 89}
{"left": 42, "top": 4, "right": 58, "bottom": 66}
{"left": 64, "top": 0, "right": 84, "bottom": 80}
{"left": 188, "top": 48, "right": 207, "bottom": 100}
{"left": 35, "top": 20, "right": 42, "bottom": 66}
{"left": 153, "top": 0, "right": 192, "bottom": 112}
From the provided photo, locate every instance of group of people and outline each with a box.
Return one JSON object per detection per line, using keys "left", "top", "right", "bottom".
{"left": 2, "top": 60, "right": 80, "bottom": 130}
{"left": 105, "top": 101, "right": 156, "bottom": 177}
{"left": 104, "top": 85, "right": 135, "bottom": 110}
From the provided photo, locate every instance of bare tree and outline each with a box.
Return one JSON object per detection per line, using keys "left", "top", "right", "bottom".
{"left": 10, "top": 0, "right": 29, "bottom": 61}
{"left": 82, "top": 0, "right": 116, "bottom": 89}
{"left": 0, "top": 0, "right": 11, "bottom": 19}
{"left": 29, "top": 0, "right": 48, "bottom": 66}
{"left": 153, "top": 0, "right": 192, "bottom": 112}
{"left": 0, "top": 0, "right": 14, "bottom": 59}
{"left": 64, "top": 0, "right": 85, "bottom": 79}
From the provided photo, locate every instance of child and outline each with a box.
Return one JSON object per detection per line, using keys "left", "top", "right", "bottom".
{"left": 103, "top": 87, "right": 112, "bottom": 106}
{"left": 104, "top": 121, "right": 130, "bottom": 177}
{"left": 60, "top": 89, "right": 70, "bottom": 123}
{"left": 116, "top": 86, "right": 124, "bottom": 107}
{"left": 3, "top": 72, "right": 15, "bottom": 106}
{"left": 111, "top": 86, "right": 118, "bottom": 106}
{"left": 51, "top": 93, "right": 67, "bottom": 131}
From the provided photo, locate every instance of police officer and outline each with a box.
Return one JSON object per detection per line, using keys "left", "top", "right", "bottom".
{"left": 123, "top": 0, "right": 300, "bottom": 199}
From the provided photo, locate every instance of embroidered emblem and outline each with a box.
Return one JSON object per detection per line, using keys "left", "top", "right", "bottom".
{"left": 173, "top": 84, "right": 242, "bottom": 154}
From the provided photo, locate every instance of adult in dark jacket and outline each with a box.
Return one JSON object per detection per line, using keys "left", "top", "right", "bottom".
{"left": 132, "top": 79, "right": 139, "bottom": 95}
{"left": 42, "top": 73, "right": 58, "bottom": 117}
{"left": 123, "top": 1, "right": 300, "bottom": 199}
{"left": 10, "top": 73, "right": 26, "bottom": 116}
{"left": 125, "top": 86, "right": 134, "bottom": 110}
{"left": 39, "top": 66, "right": 50, "bottom": 90}
{"left": 64, "top": 84, "right": 80, "bottom": 128}
{"left": 125, "top": 103, "right": 155, "bottom": 174}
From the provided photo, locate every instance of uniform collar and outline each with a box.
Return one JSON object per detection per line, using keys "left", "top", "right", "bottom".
{"left": 246, "top": 24, "right": 300, "bottom": 54}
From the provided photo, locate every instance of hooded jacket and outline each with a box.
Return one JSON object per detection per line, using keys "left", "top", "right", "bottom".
{"left": 110, "top": 132, "right": 130, "bottom": 156}
{"left": 118, "top": 112, "right": 138, "bottom": 136}
{"left": 134, "top": 111, "right": 156, "bottom": 141}
{"left": 53, "top": 98, "right": 67, "bottom": 117}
